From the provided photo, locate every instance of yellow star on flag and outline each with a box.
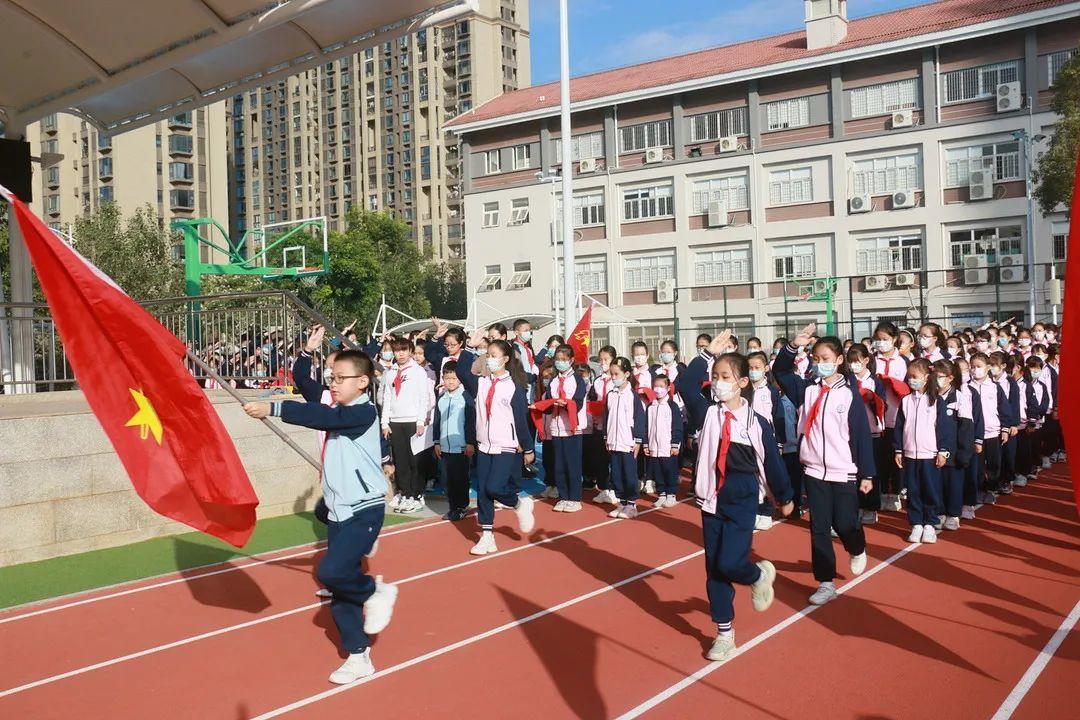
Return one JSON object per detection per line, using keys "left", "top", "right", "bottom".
{"left": 574, "top": 330, "right": 590, "bottom": 346}
{"left": 125, "top": 388, "right": 163, "bottom": 445}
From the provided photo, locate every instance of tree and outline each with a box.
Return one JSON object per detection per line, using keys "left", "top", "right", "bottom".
{"left": 1034, "top": 49, "right": 1080, "bottom": 214}
{"left": 422, "top": 261, "right": 467, "bottom": 319}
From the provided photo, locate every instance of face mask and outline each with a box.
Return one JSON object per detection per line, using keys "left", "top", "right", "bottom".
{"left": 989, "top": 366, "right": 1002, "bottom": 377}
{"left": 322, "top": 368, "right": 334, "bottom": 385}
{"left": 653, "top": 386, "right": 668, "bottom": 398}
{"left": 962, "top": 372, "right": 971, "bottom": 383}
{"left": 1019, "top": 338, "right": 1032, "bottom": 347}
{"left": 612, "top": 376, "right": 627, "bottom": 388}
{"left": 998, "top": 338, "right": 1009, "bottom": 347}
{"left": 875, "top": 340, "right": 894, "bottom": 353}
{"left": 600, "top": 360, "right": 611, "bottom": 372}
{"left": 749, "top": 369, "right": 766, "bottom": 382}
{"left": 976, "top": 341, "right": 989, "bottom": 353}
{"left": 1031, "top": 369, "right": 1042, "bottom": 379}
{"left": 711, "top": 381, "right": 737, "bottom": 402}
{"left": 518, "top": 331, "right": 532, "bottom": 342}
{"left": 918, "top": 336, "right": 934, "bottom": 349}
{"left": 935, "top": 376, "right": 950, "bottom": 390}
{"left": 1048, "top": 333, "right": 1057, "bottom": 343}
{"left": 633, "top": 355, "right": 648, "bottom": 367}
{"left": 381, "top": 351, "right": 394, "bottom": 362}
{"left": 1034, "top": 331, "right": 1046, "bottom": 341}
{"left": 554, "top": 359, "right": 572, "bottom": 373}
{"left": 1036, "top": 353, "right": 1048, "bottom": 362}
{"left": 849, "top": 362, "right": 864, "bottom": 375}
{"left": 909, "top": 377, "right": 925, "bottom": 391}
{"left": 973, "top": 366, "right": 987, "bottom": 380}
{"left": 486, "top": 356, "right": 504, "bottom": 373}
{"left": 815, "top": 362, "right": 836, "bottom": 378}
{"left": 660, "top": 352, "right": 676, "bottom": 364}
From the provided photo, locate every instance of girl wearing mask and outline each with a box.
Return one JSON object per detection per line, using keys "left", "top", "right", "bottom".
{"left": 873, "top": 322, "right": 909, "bottom": 513}
{"left": 1014, "top": 355, "right": 1049, "bottom": 486}
{"left": 645, "top": 374, "right": 683, "bottom": 508}
{"left": 604, "top": 357, "right": 647, "bottom": 518}
{"left": 1015, "top": 328, "right": 1035, "bottom": 360}
{"left": 969, "top": 353, "right": 1009, "bottom": 508}
{"left": 587, "top": 346, "right": 618, "bottom": 504}
{"left": 898, "top": 329, "right": 917, "bottom": 362}
{"left": 933, "top": 360, "right": 978, "bottom": 531}
{"left": 954, "top": 357, "right": 985, "bottom": 520}
{"left": 647, "top": 340, "right": 687, "bottom": 494}
{"left": 539, "top": 344, "right": 589, "bottom": 512}
{"left": 848, "top": 344, "right": 885, "bottom": 524}
{"left": 917, "top": 323, "right": 947, "bottom": 362}
{"left": 988, "top": 353, "right": 1021, "bottom": 497}
{"left": 748, "top": 351, "right": 787, "bottom": 530}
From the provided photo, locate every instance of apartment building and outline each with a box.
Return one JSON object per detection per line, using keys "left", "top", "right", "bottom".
{"left": 448, "top": 0, "right": 1078, "bottom": 354}
{"left": 25, "top": 105, "right": 230, "bottom": 262}
{"left": 227, "top": 0, "right": 530, "bottom": 263}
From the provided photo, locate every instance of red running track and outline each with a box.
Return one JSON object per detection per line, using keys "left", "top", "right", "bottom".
{"left": 0, "top": 468, "right": 1076, "bottom": 719}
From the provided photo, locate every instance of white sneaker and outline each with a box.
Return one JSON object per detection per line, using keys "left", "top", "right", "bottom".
{"left": 830, "top": 527, "right": 839, "bottom": 538}
{"left": 1014, "top": 476, "right": 1028, "bottom": 487}
{"left": 603, "top": 489, "right": 619, "bottom": 504}
{"left": 922, "top": 525, "right": 937, "bottom": 544}
{"left": 907, "top": 525, "right": 924, "bottom": 543}
{"left": 850, "top": 552, "right": 867, "bottom": 577}
{"left": 329, "top": 648, "right": 375, "bottom": 684}
{"left": 563, "top": 501, "right": 582, "bottom": 513}
{"left": 542, "top": 486, "right": 559, "bottom": 499}
{"left": 860, "top": 510, "right": 878, "bottom": 524}
{"left": 397, "top": 497, "right": 417, "bottom": 514}
{"left": 644, "top": 480, "right": 657, "bottom": 495}
{"left": 620, "top": 504, "right": 639, "bottom": 519}
{"left": 961, "top": 505, "right": 976, "bottom": 520}
{"left": 389, "top": 493, "right": 402, "bottom": 510}
{"left": 706, "top": 632, "right": 737, "bottom": 662}
{"left": 315, "top": 588, "right": 333, "bottom": 598}
{"left": 980, "top": 490, "right": 997, "bottom": 505}
{"left": 1041, "top": 457, "right": 1052, "bottom": 469}
{"left": 608, "top": 506, "right": 623, "bottom": 518}
{"left": 944, "top": 516, "right": 960, "bottom": 531}
{"left": 654, "top": 494, "right": 668, "bottom": 508}
{"left": 515, "top": 496, "right": 535, "bottom": 534}
{"left": 470, "top": 532, "right": 497, "bottom": 555}
{"left": 935, "top": 515, "right": 945, "bottom": 532}
{"left": 750, "top": 560, "right": 776, "bottom": 612}
{"left": 808, "top": 582, "right": 837, "bottom": 606}
{"left": 363, "top": 575, "right": 398, "bottom": 634}
{"left": 366, "top": 539, "right": 379, "bottom": 558}
{"left": 665, "top": 495, "right": 679, "bottom": 508}
{"left": 593, "top": 489, "right": 608, "bottom": 503}
{"left": 754, "top": 515, "right": 774, "bottom": 531}
{"left": 415, "top": 496, "right": 427, "bottom": 512}
{"left": 1000, "top": 484, "right": 1014, "bottom": 495}
{"left": 552, "top": 500, "right": 567, "bottom": 512}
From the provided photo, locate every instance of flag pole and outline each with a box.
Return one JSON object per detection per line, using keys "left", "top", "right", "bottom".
{"left": 185, "top": 350, "right": 322, "bottom": 472}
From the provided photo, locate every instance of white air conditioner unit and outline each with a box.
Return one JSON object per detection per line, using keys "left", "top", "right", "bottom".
{"left": 894, "top": 272, "right": 917, "bottom": 287}
{"left": 999, "top": 253, "right": 1025, "bottom": 268}
{"left": 891, "top": 108, "right": 914, "bottom": 128}
{"left": 968, "top": 168, "right": 994, "bottom": 201}
{"left": 996, "top": 81, "right": 1022, "bottom": 113}
{"left": 717, "top": 136, "right": 739, "bottom": 153}
{"left": 1000, "top": 265, "right": 1025, "bottom": 283}
{"left": 964, "top": 268, "right": 989, "bottom": 285}
{"left": 891, "top": 190, "right": 916, "bottom": 209}
{"left": 811, "top": 278, "right": 832, "bottom": 296}
{"left": 864, "top": 274, "right": 888, "bottom": 291}
{"left": 578, "top": 157, "right": 597, "bottom": 173}
{"left": 849, "top": 194, "right": 873, "bottom": 214}
{"left": 707, "top": 200, "right": 729, "bottom": 228}
{"left": 656, "top": 278, "right": 676, "bottom": 303}
{"left": 644, "top": 147, "right": 665, "bottom": 164}
{"left": 963, "top": 254, "right": 988, "bottom": 270}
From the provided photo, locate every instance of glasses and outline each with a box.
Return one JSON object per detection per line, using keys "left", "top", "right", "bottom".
{"left": 328, "top": 374, "right": 362, "bottom": 385}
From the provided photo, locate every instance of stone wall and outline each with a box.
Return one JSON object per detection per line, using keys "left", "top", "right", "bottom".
{"left": 0, "top": 390, "right": 320, "bottom": 567}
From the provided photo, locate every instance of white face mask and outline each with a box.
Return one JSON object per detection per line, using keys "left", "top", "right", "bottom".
{"left": 935, "top": 376, "right": 950, "bottom": 390}
{"left": 975, "top": 341, "right": 990, "bottom": 353}
{"left": 633, "top": 355, "right": 648, "bottom": 367}
{"left": 875, "top": 339, "right": 894, "bottom": 354}
{"left": 1019, "top": 338, "right": 1032, "bottom": 347}
{"left": 973, "top": 366, "right": 987, "bottom": 380}
{"left": 486, "top": 356, "right": 505, "bottom": 373}
{"left": 518, "top": 330, "right": 532, "bottom": 342}
{"left": 849, "top": 362, "right": 865, "bottom": 375}
{"left": 749, "top": 369, "right": 766, "bottom": 383}
{"left": 600, "top": 360, "right": 611, "bottom": 372}
{"left": 918, "top": 336, "right": 934, "bottom": 349}
{"left": 711, "top": 381, "right": 737, "bottom": 402}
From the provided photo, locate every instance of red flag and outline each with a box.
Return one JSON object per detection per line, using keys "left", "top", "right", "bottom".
{"left": 1059, "top": 149, "right": 1080, "bottom": 518}
{"left": 568, "top": 305, "right": 593, "bottom": 364}
{"left": 3, "top": 187, "right": 259, "bottom": 546}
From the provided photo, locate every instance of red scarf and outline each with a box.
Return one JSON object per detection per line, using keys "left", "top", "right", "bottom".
{"left": 804, "top": 383, "right": 832, "bottom": 432}
{"left": 714, "top": 409, "right": 734, "bottom": 491}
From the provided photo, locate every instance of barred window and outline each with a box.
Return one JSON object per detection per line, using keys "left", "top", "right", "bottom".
{"left": 765, "top": 97, "right": 810, "bottom": 131}
{"left": 850, "top": 78, "right": 919, "bottom": 118}
{"left": 851, "top": 153, "right": 920, "bottom": 195}
{"left": 941, "top": 60, "right": 1020, "bottom": 103}
{"left": 944, "top": 141, "right": 1021, "bottom": 187}
{"left": 623, "top": 253, "right": 675, "bottom": 290}
{"left": 856, "top": 235, "right": 923, "bottom": 273}
{"left": 619, "top": 120, "right": 672, "bottom": 152}
{"left": 688, "top": 107, "right": 749, "bottom": 142}
{"left": 691, "top": 174, "right": 750, "bottom": 213}
{"left": 768, "top": 167, "right": 813, "bottom": 205}
{"left": 623, "top": 185, "right": 674, "bottom": 221}
{"left": 694, "top": 248, "right": 751, "bottom": 285}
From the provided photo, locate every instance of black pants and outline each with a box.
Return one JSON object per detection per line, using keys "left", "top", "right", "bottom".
{"left": 389, "top": 422, "right": 422, "bottom": 499}
{"left": 876, "top": 431, "right": 900, "bottom": 495}
{"left": 805, "top": 477, "right": 866, "bottom": 583}
{"left": 861, "top": 437, "right": 884, "bottom": 511}
{"left": 782, "top": 452, "right": 804, "bottom": 512}
{"left": 981, "top": 436, "right": 1002, "bottom": 492}
{"left": 584, "top": 432, "right": 611, "bottom": 489}
{"left": 440, "top": 451, "right": 469, "bottom": 513}
{"left": 1002, "top": 432, "right": 1018, "bottom": 486}
{"left": 542, "top": 439, "right": 555, "bottom": 487}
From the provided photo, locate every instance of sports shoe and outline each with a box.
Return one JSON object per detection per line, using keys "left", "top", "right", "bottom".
{"left": 563, "top": 501, "right": 583, "bottom": 513}
{"left": 907, "top": 525, "right": 924, "bottom": 543}
{"left": 643, "top": 480, "right": 657, "bottom": 495}
{"left": 961, "top": 505, "right": 976, "bottom": 520}
{"left": 1041, "top": 457, "right": 1052, "bottom": 469}
{"left": 620, "top": 504, "right": 639, "bottom": 520}
{"left": 388, "top": 493, "right": 402, "bottom": 511}
{"left": 552, "top": 500, "right": 567, "bottom": 512}
{"left": 860, "top": 510, "right": 878, "bottom": 525}
{"left": 706, "top": 632, "right": 737, "bottom": 662}
{"left": 366, "top": 539, "right": 379, "bottom": 558}
{"left": 979, "top": 490, "right": 997, "bottom": 505}
{"left": 470, "top": 532, "right": 497, "bottom": 555}
{"left": 999, "top": 484, "right": 1014, "bottom": 495}
{"left": 315, "top": 588, "right": 333, "bottom": 598}
{"left": 542, "top": 486, "right": 559, "bottom": 499}
{"left": 884, "top": 494, "right": 902, "bottom": 512}
{"left": 604, "top": 489, "right": 619, "bottom": 504}
{"left": 750, "top": 560, "right": 776, "bottom": 612}
{"left": 608, "top": 506, "right": 623, "bottom": 518}
{"left": 654, "top": 494, "right": 668, "bottom": 508}
{"left": 442, "top": 508, "right": 468, "bottom": 522}
{"left": 944, "top": 516, "right": 960, "bottom": 531}
{"left": 592, "top": 489, "right": 608, "bottom": 503}
{"left": 808, "top": 582, "right": 837, "bottom": 606}
{"left": 1014, "top": 476, "right": 1028, "bottom": 487}
{"left": 922, "top": 525, "right": 937, "bottom": 544}
{"left": 755, "top": 515, "right": 774, "bottom": 531}
{"left": 665, "top": 494, "right": 679, "bottom": 507}
{"left": 935, "top": 515, "right": 945, "bottom": 532}
{"left": 850, "top": 552, "right": 867, "bottom": 577}
{"left": 363, "top": 575, "right": 398, "bottom": 634}
{"left": 329, "top": 648, "right": 375, "bottom": 684}
{"left": 515, "top": 496, "right": 535, "bottom": 534}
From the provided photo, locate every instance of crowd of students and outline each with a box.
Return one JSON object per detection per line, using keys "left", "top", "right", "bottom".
{"left": 243, "top": 315, "right": 1064, "bottom": 683}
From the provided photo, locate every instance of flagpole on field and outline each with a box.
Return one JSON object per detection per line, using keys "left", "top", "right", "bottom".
{"left": 558, "top": 0, "right": 576, "bottom": 338}
{"left": 185, "top": 350, "right": 322, "bottom": 472}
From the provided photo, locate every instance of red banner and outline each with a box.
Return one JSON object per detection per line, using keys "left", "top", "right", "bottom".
{"left": 1059, "top": 149, "right": 1080, "bottom": 517}
{"left": 569, "top": 304, "right": 593, "bottom": 364}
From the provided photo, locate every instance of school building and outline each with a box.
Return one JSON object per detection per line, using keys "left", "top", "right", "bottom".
{"left": 447, "top": 0, "right": 1079, "bottom": 355}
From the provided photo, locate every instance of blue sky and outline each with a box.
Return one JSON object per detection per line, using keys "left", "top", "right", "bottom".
{"left": 528, "top": 0, "right": 933, "bottom": 84}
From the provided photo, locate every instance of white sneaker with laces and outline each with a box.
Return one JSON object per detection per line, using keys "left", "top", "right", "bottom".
{"left": 515, "top": 496, "right": 535, "bottom": 534}
{"left": 643, "top": 480, "right": 657, "bottom": 495}
{"left": 754, "top": 515, "right": 774, "bottom": 531}
{"left": 329, "top": 648, "right": 375, "bottom": 684}
{"left": 654, "top": 494, "right": 668, "bottom": 508}
{"left": 563, "top": 501, "right": 583, "bottom": 513}
{"left": 944, "top": 516, "right": 960, "bottom": 531}
{"left": 621, "top": 504, "right": 639, "bottom": 519}
{"left": 907, "top": 525, "right": 924, "bottom": 543}
{"left": 666, "top": 495, "right": 680, "bottom": 507}
{"left": 363, "top": 575, "right": 398, "bottom": 634}
{"left": 389, "top": 493, "right": 401, "bottom": 510}
{"left": 608, "top": 506, "right": 623, "bottom": 518}
{"left": 552, "top": 500, "right": 567, "bottom": 512}
{"left": 706, "top": 632, "right": 737, "bottom": 662}
{"left": 315, "top": 588, "right": 333, "bottom": 598}
{"left": 750, "top": 560, "right": 776, "bottom": 611}
{"left": 592, "top": 489, "right": 608, "bottom": 503}
{"left": 922, "top": 524, "right": 937, "bottom": 544}
{"left": 961, "top": 505, "right": 976, "bottom": 520}
{"left": 1014, "top": 476, "right": 1028, "bottom": 487}
{"left": 808, "top": 582, "right": 837, "bottom": 606}
{"left": 470, "top": 532, "right": 498, "bottom": 555}
{"left": 850, "top": 552, "right": 867, "bottom": 577}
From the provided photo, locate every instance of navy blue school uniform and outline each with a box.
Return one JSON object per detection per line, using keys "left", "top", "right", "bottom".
{"left": 541, "top": 370, "right": 589, "bottom": 501}
{"left": 646, "top": 396, "right": 684, "bottom": 497}
{"left": 604, "top": 385, "right": 648, "bottom": 504}
{"left": 961, "top": 385, "right": 986, "bottom": 509}
{"left": 1000, "top": 376, "right": 1022, "bottom": 489}
{"left": 941, "top": 388, "right": 978, "bottom": 519}
{"left": 893, "top": 395, "right": 957, "bottom": 527}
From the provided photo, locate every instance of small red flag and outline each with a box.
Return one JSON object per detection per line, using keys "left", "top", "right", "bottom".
{"left": 1059, "top": 148, "right": 1080, "bottom": 518}
{"left": 3, "top": 187, "right": 259, "bottom": 546}
{"left": 568, "top": 305, "right": 593, "bottom": 364}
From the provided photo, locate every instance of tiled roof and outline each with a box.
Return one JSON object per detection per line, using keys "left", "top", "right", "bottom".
{"left": 446, "top": 0, "right": 1075, "bottom": 129}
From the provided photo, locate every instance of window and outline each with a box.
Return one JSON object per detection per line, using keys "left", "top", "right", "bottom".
{"left": 850, "top": 78, "right": 919, "bottom": 118}
{"left": 765, "top": 97, "right": 810, "bottom": 131}
{"left": 944, "top": 141, "right": 1021, "bottom": 187}
{"left": 508, "top": 198, "right": 530, "bottom": 225}
{"left": 772, "top": 243, "right": 816, "bottom": 279}
{"left": 46, "top": 166, "right": 59, "bottom": 185}
{"left": 619, "top": 120, "right": 672, "bottom": 152}
{"left": 691, "top": 174, "right": 750, "bottom": 213}
{"left": 941, "top": 60, "right": 1020, "bottom": 103}
{"left": 554, "top": 131, "right": 604, "bottom": 163}
{"left": 1052, "top": 222, "right": 1069, "bottom": 261}
{"left": 855, "top": 234, "right": 923, "bottom": 273}
{"left": 688, "top": 107, "right": 748, "bottom": 142}
{"left": 1049, "top": 49, "right": 1078, "bottom": 86}
{"left": 768, "top": 167, "right": 813, "bottom": 205}
{"left": 568, "top": 192, "right": 605, "bottom": 227}
{"left": 98, "top": 157, "right": 113, "bottom": 177}
{"left": 169, "top": 189, "right": 195, "bottom": 208}
{"left": 99, "top": 186, "right": 114, "bottom": 202}
{"left": 508, "top": 262, "right": 532, "bottom": 289}
{"left": 479, "top": 264, "right": 501, "bottom": 292}
{"left": 512, "top": 144, "right": 531, "bottom": 170}
{"left": 948, "top": 225, "right": 1023, "bottom": 267}
{"left": 624, "top": 253, "right": 675, "bottom": 290}
{"left": 168, "top": 161, "right": 194, "bottom": 181}
{"left": 482, "top": 201, "right": 499, "bottom": 228}
{"left": 694, "top": 248, "right": 751, "bottom": 285}
{"left": 577, "top": 258, "right": 608, "bottom": 293}
{"left": 45, "top": 194, "right": 60, "bottom": 213}
{"left": 623, "top": 184, "right": 674, "bottom": 221}
{"left": 168, "top": 134, "right": 193, "bottom": 154}
{"left": 851, "top": 153, "right": 920, "bottom": 195}
{"left": 483, "top": 149, "right": 501, "bottom": 174}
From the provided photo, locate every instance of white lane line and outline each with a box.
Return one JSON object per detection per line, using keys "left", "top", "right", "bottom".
{"left": 250, "top": 550, "right": 706, "bottom": 719}
{"left": 989, "top": 598, "right": 1080, "bottom": 720}
{"left": 0, "top": 500, "right": 691, "bottom": 698}
{"left": 615, "top": 542, "right": 921, "bottom": 719}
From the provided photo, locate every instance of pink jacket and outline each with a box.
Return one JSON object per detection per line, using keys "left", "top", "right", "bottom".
{"left": 646, "top": 399, "right": 680, "bottom": 457}
{"left": 972, "top": 378, "right": 1001, "bottom": 437}
{"left": 605, "top": 384, "right": 643, "bottom": 452}
{"left": 797, "top": 380, "right": 859, "bottom": 482}
{"left": 476, "top": 375, "right": 523, "bottom": 454}
{"left": 545, "top": 370, "right": 587, "bottom": 438}
{"left": 875, "top": 352, "right": 907, "bottom": 428}
{"left": 899, "top": 392, "right": 942, "bottom": 459}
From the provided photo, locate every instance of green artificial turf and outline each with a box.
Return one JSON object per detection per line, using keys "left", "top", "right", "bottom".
{"left": 0, "top": 511, "right": 414, "bottom": 610}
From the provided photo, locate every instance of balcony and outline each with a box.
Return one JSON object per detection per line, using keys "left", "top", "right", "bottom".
{"left": 168, "top": 112, "right": 193, "bottom": 129}
{"left": 442, "top": 50, "right": 456, "bottom": 68}
{"left": 168, "top": 135, "right": 194, "bottom": 156}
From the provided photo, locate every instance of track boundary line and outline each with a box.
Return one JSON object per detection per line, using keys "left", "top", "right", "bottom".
{"left": 249, "top": 550, "right": 706, "bottom": 719}
{"left": 989, "top": 598, "right": 1080, "bottom": 720}
{"left": 0, "top": 500, "right": 692, "bottom": 698}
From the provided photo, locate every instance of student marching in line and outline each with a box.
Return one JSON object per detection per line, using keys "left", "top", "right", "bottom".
{"left": 380, "top": 338, "right": 434, "bottom": 514}
{"left": 933, "top": 359, "right": 979, "bottom": 531}
{"left": 847, "top": 343, "right": 886, "bottom": 525}
{"left": 648, "top": 340, "right": 686, "bottom": 495}
{"left": 774, "top": 324, "right": 874, "bottom": 606}
{"left": 645, "top": 374, "right": 683, "bottom": 508}
{"left": 604, "top": 357, "right": 647, "bottom": 518}
{"left": 536, "top": 360, "right": 559, "bottom": 499}
{"left": 1015, "top": 355, "right": 1050, "bottom": 486}
{"left": 540, "top": 344, "right": 589, "bottom": 512}
{"left": 433, "top": 361, "right": 476, "bottom": 522}
{"left": 953, "top": 357, "right": 985, "bottom": 521}
{"left": 968, "top": 352, "right": 1010, "bottom": 507}
{"left": 747, "top": 351, "right": 787, "bottom": 530}
{"left": 243, "top": 350, "right": 397, "bottom": 684}
{"left": 677, "top": 331, "right": 793, "bottom": 661}
{"left": 894, "top": 358, "right": 956, "bottom": 544}
{"left": 874, "top": 321, "right": 909, "bottom": 512}
{"left": 587, "top": 346, "right": 618, "bottom": 505}
{"left": 991, "top": 352, "right": 1022, "bottom": 496}
{"left": 454, "top": 340, "right": 536, "bottom": 555}
{"left": 1040, "top": 345, "right": 1063, "bottom": 463}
